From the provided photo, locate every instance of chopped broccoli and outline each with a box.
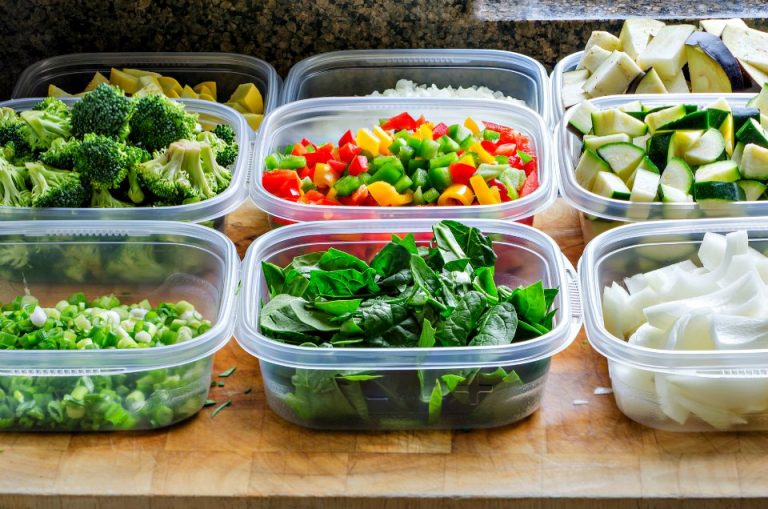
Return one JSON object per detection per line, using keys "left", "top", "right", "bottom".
{"left": 60, "top": 244, "right": 103, "bottom": 282}
{"left": 106, "top": 244, "right": 167, "bottom": 281}
{"left": 181, "top": 140, "right": 217, "bottom": 200}
{"left": 197, "top": 130, "right": 238, "bottom": 168}
{"left": 19, "top": 98, "right": 71, "bottom": 150}
{"left": 39, "top": 137, "right": 80, "bottom": 170}
{"left": 0, "top": 108, "right": 33, "bottom": 163}
{"left": 200, "top": 143, "right": 232, "bottom": 193}
{"left": 26, "top": 162, "right": 87, "bottom": 208}
{"left": 0, "top": 244, "right": 29, "bottom": 270}
{"left": 212, "top": 124, "right": 235, "bottom": 144}
{"left": 0, "top": 157, "right": 31, "bottom": 207}
{"left": 137, "top": 141, "right": 194, "bottom": 203}
{"left": 71, "top": 84, "right": 133, "bottom": 140}
{"left": 73, "top": 133, "right": 133, "bottom": 189}
{"left": 126, "top": 166, "right": 145, "bottom": 204}
{"left": 129, "top": 94, "right": 197, "bottom": 152}
{"left": 90, "top": 187, "right": 134, "bottom": 208}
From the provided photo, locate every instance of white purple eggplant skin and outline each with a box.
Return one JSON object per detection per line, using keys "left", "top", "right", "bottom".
{"left": 685, "top": 31, "right": 745, "bottom": 91}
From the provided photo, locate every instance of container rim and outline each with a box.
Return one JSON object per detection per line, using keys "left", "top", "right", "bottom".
{"left": 579, "top": 217, "right": 768, "bottom": 375}
{"left": 235, "top": 218, "right": 582, "bottom": 370}
{"left": 556, "top": 93, "right": 767, "bottom": 223}
{"left": 281, "top": 48, "right": 552, "bottom": 122}
{"left": 250, "top": 97, "right": 556, "bottom": 222}
{"left": 0, "top": 97, "right": 249, "bottom": 223}
{"left": 0, "top": 220, "right": 240, "bottom": 373}
{"left": 550, "top": 51, "right": 583, "bottom": 126}
{"left": 11, "top": 51, "right": 282, "bottom": 115}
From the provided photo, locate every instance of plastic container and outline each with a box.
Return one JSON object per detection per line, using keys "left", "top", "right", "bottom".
{"left": 580, "top": 217, "right": 768, "bottom": 432}
{"left": 281, "top": 49, "right": 552, "bottom": 125}
{"left": 235, "top": 219, "right": 581, "bottom": 430}
{"left": 0, "top": 97, "right": 250, "bottom": 229}
{"left": 251, "top": 97, "right": 555, "bottom": 227}
{"left": 0, "top": 220, "right": 239, "bottom": 431}
{"left": 556, "top": 93, "right": 759, "bottom": 243}
{"left": 11, "top": 52, "right": 281, "bottom": 129}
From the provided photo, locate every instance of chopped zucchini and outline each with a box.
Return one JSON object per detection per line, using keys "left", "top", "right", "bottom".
{"left": 574, "top": 149, "right": 610, "bottom": 189}
{"left": 618, "top": 100, "right": 644, "bottom": 113}
{"left": 633, "top": 134, "right": 651, "bottom": 150}
{"left": 668, "top": 130, "right": 704, "bottom": 159}
{"left": 583, "top": 133, "right": 632, "bottom": 152}
{"left": 659, "top": 184, "right": 693, "bottom": 203}
{"left": 597, "top": 142, "right": 646, "bottom": 181}
{"left": 661, "top": 157, "right": 695, "bottom": 194}
{"left": 736, "top": 118, "right": 768, "bottom": 148}
{"left": 647, "top": 132, "right": 674, "bottom": 170}
{"left": 684, "top": 128, "right": 726, "bottom": 165}
{"left": 737, "top": 179, "right": 767, "bottom": 201}
{"left": 732, "top": 142, "right": 746, "bottom": 166}
{"left": 694, "top": 160, "right": 741, "bottom": 183}
{"left": 591, "top": 108, "right": 648, "bottom": 137}
{"left": 568, "top": 101, "right": 599, "bottom": 135}
{"left": 694, "top": 181, "right": 746, "bottom": 202}
{"left": 630, "top": 168, "right": 661, "bottom": 202}
{"left": 645, "top": 105, "right": 687, "bottom": 133}
{"left": 732, "top": 107, "right": 760, "bottom": 132}
{"left": 739, "top": 143, "right": 768, "bottom": 179}
{"left": 720, "top": 113, "right": 735, "bottom": 156}
{"left": 592, "top": 171, "right": 631, "bottom": 200}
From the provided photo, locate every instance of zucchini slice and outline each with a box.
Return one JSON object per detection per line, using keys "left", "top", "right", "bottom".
{"left": 739, "top": 143, "right": 768, "bottom": 179}
{"left": 645, "top": 105, "right": 687, "bottom": 133}
{"left": 574, "top": 149, "right": 610, "bottom": 189}
{"left": 568, "top": 101, "right": 599, "bottom": 135}
{"left": 630, "top": 168, "right": 661, "bottom": 202}
{"left": 597, "top": 142, "right": 646, "bottom": 182}
{"left": 737, "top": 179, "right": 767, "bottom": 201}
{"left": 668, "top": 130, "right": 704, "bottom": 159}
{"left": 694, "top": 160, "right": 741, "bottom": 183}
{"left": 583, "top": 133, "right": 632, "bottom": 152}
{"left": 647, "top": 131, "right": 674, "bottom": 170}
{"left": 661, "top": 157, "right": 695, "bottom": 194}
{"left": 659, "top": 184, "right": 693, "bottom": 203}
{"left": 592, "top": 171, "right": 631, "bottom": 200}
{"left": 694, "top": 181, "right": 746, "bottom": 202}
{"left": 684, "top": 128, "right": 726, "bottom": 165}
{"left": 591, "top": 108, "right": 648, "bottom": 136}
{"left": 732, "top": 142, "right": 746, "bottom": 166}
{"left": 732, "top": 107, "right": 760, "bottom": 133}
{"left": 736, "top": 118, "right": 768, "bottom": 148}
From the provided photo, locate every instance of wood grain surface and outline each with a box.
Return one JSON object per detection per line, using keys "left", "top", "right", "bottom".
{"left": 2, "top": 200, "right": 767, "bottom": 509}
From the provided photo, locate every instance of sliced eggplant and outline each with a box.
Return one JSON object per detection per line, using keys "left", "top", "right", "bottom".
{"left": 628, "top": 67, "right": 668, "bottom": 94}
{"left": 619, "top": 18, "right": 666, "bottom": 60}
{"left": 685, "top": 32, "right": 744, "bottom": 91}
{"left": 700, "top": 18, "right": 747, "bottom": 38}
{"left": 582, "top": 51, "right": 643, "bottom": 98}
{"left": 578, "top": 45, "right": 613, "bottom": 73}
{"left": 740, "top": 61, "right": 768, "bottom": 90}
{"left": 721, "top": 24, "right": 768, "bottom": 85}
{"left": 583, "top": 31, "right": 623, "bottom": 54}
{"left": 563, "top": 69, "right": 590, "bottom": 84}
{"left": 562, "top": 70, "right": 590, "bottom": 108}
{"left": 637, "top": 24, "right": 696, "bottom": 79}
{"left": 662, "top": 72, "right": 690, "bottom": 94}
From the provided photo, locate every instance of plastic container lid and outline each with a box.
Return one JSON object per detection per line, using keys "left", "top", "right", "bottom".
{"left": 0, "top": 97, "right": 249, "bottom": 222}
{"left": 579, "top": 216, "right": 768, "bottom": 375}
{"left": 11, "top": 52, "right": 282, "bottom": 119}
{"left": 0, "top": 220, "right": 239, "bottom": 374}
{"left": 251, "top": 97, "right": 556, "bottom": 223}
{"left": 235, "top": 218, "right": 582, "bottom": 370}
{"left": 281, "top": 49, "right": 552, "bottom": 126}
{"left": 557, "top": 93, "right": 763, "bottom": 223}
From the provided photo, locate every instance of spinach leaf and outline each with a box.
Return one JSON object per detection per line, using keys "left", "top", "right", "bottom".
{"left": 378, "top": 268, "right": 412, "bottom": 289}
{"left": 261, "top": 262, "right": 285, "bottom": 297}
{"left": 510, "top": 281, "right": 547, "bottom": 324}
{"left": 289, "top": 252, "right": 323, "bottom": 274}
{"left": 367, "top": 316, "right": 421, "bottom": 348}
{"left": 260, "top": 294, "right": 339, "bottom": 340}
{"left": 438, "top": 220, "right": 496, "bottom": 269}
{"left": 428, "top": 379, "right": 443, "bottom": 424}
{"left": 282, "top": 269, "right": 310, "bottom": 297}
{"left": 371, "top": 243, "right": 411, "bottom": 278}
{"left": 308, "top": 268, "right": 379, "bottom": 298}
{"left": 433, "top": 221, "right": 470, "bottom": 268}
{"left": 319, "top": 248, "right": 370, "bottom": 272}
{"left": 440, "top": 373, "right": 466, "bottom": 392}
{"left": 515, "top": 318, "right": 550, "bottom": 341}
{"left": 312, "top": 299, "right": 362, "bottom": 316}
{"left": 469, "top": 302, "right": 518, "bottom": 347}
{"left": 436, "top": 291, "right": 486, "bottom": 346}
{"left": 473, "top": 266, "right": 498, "bottom": 300}
{"left": 393, "top": 233, "right": 419, "bottom": 254}
{"left": 283, "top": 369, "right": 364, "bottom": 421}
{"left": 418, "top": 318, "right": 436, "bottom": 348}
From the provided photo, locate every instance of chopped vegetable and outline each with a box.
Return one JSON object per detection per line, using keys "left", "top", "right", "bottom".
{"left": 218, "top": 367, "right": 237, "bottom": 378}
{"left": 210, "top": 400, "right": 232, "bottom": 419}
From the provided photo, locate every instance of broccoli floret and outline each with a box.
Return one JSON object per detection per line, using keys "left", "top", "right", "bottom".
{"left": 212, "top": 124, "right": 235, "bottom": 144}
{"left": 0, "top": 157, "right": 31, "bottom": 207}
{"left": 106, "top": 244, "right": 167, "bottom": 281}
{"left": 71, "top": 83, "right": 133, "bottom": 140}
{"left": 60, "top": 244, "right": 103, "bottom": 282}
{"left": 0, "top": 244, "right": 29, "bottom": 270}
{"left": 200, "top": 142, "right": 232, "bottom": 193}
{"left": 182, "top": 140, "right": 217, "bottom": 200}
{"left": 126, "top": 166, "right": 145, "bottom": 204}
{"left": 129, "top": 94, "right": 197, "bottom": 153}
{"left": 73, "top": 133, "right": 134, "bottom": 189}
{"left": 19, "top": 98, "right": 71, "bottom": 150}
{"left": 137, "top": 141, "right": 193, "bottom": 203}
{"left": 26, "top": 162, "right": 87, "bottom": 208}
{"left": 39, "top": 137, "right": 81, "bottom": 170}
{"left": 0, "top": 108, "right": 33, "bottom": 163}
{"left": 90, "top": 187, "right": 134, "bottom": 208}
{"left": 197, "top": 130, "right": 238, "bottom": 168}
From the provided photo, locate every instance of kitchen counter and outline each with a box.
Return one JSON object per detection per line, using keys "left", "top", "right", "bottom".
{"left": 2, "top": 200, "right": 767, "bottom": 509}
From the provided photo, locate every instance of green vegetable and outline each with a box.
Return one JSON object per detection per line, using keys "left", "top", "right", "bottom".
{"left": 26, "top": 161, "right": 87, "bottom": 208}
{"left": 129, "top": 94, "right": 197, "bottom": 153}
{"left": 210, "top": 400, "right": 232, "bottom": 419}
{"left": 71, "top": 83, "right": 133, "bottom": 141}
{"left": 218, "top": 367, "right": 237, "bottom": 378}
{"left": 258, "top": 220, "right": 559, "bottom": 428}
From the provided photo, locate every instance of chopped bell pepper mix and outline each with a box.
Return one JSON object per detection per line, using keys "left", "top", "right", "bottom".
{"left": 262, "top": 113, "right": 538, "bottom": 207}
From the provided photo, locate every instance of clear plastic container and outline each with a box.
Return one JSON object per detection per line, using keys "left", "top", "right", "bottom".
{"left": 0, "top": 97, "right": 250, "bottom": 229}
{"left": 251, "top": 97, "right": 555, "bottom": 227}
{"left": 556, "top": 93, "right": 759, "bottom": 242}
{"left": 235, "top": 219, "right": 581, "bottom": 430}
{"left": 0, "top": 220, "right": 239, "bottom": 431}
{"left": 579, "top": 217, "right": 768, "bottom": 432}
{"left": 281, "top": 49, "right": 552, "bottom": 125}
{"left": 11, "top": 52, "right": 281, "bottom": 125}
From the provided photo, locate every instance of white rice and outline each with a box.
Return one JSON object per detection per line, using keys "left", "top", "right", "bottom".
{"left": 368, "top": 79, "right": 525, "bottom": 105}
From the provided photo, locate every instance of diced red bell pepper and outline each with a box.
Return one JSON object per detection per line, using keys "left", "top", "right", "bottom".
{"left": 300, "top": 138, "right": 314, "bottom": 147}
{"left": 523, "top": 156, "right": 537, "bottom": 176}
{"left": 449, "top": 163, "right": 476, "bottom": 186}
{"left": 414, "top": 115, "right": 427, "bottom": 127}
{"left": 338, "top": 130, "right": 355, "bottom": 147}
{"left": 481, "top": 140, "right": 498, "bottom": 153}
{"left": 339, "top": 184, "right": 369, "bottom": 206}
{"left": 291, "top": 143, "right": 308, "bottom": 156}
{"left": 381, "top": 112, "right": 418, "bottom": 131}
{"left": 305, "top": 143, "right": 334, "bottom": 167}
{"left": 298, "top": 167, "right": 315, "bottom": 180}
{"left": 488, "top": 178, "right": 511, "bottom": 202}
{"left": 301, "top": 190, "right": 340, "bottom": 206}
{"left": 339, "top": 143, "right": 362, "bottom": 162}
{"left": 519, "top": 171, "right": 538, "bottom": 197}
{"left": 494, "top": 143, "right": 518, "bottom": 156}
{"left": 432, "top": 122, "right": 449, "bottom": 140}
{"left": 347, "top": 155, "right": 369, "bottom": 176}
{"left": 328, "top": 159, "right": 348, "bottom": 174}
{"left": 263, "top": 170, "right": 302, "bottom": 201}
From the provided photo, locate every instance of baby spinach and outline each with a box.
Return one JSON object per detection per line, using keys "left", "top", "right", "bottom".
{"left": 257, "top": 221, "right": 559, "bottom": 428}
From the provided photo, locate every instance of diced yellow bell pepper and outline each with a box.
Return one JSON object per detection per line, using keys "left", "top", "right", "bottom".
{"left": 122, "top": 68, "right": 162, "bottom": 78}
{"left": 464, "top": 117, "right": 480, "bottom": 135}
{"left": 158, "top": 76, "right": 183, "bottom": 95}
{"left": 243, "top": 113, "right": 264, "bottom": 130}
{"left": 194, "top": 81, "right": 217, "bottom": 100}
{"left": 181, "top": 85, "right": 199, "bottom": 99}
{"left": 356, "top": 128, "right": 380, "bottom": 155}
{"left": 132, "top": 82, "right": 164, "bottom": 98}
{"left": 367, "top": 181, "right": 413, "bottom": 206}
{"left": 418, "top": 124, "right": 433, "bottom": 141}
{"left": 225, "top": 101, "right": 248, "bottom": 114}
{"left": 48, "top": 84, "right": 73, "bottom": 97}
{"left": 313, "top": 163, "right": 338, "bottom": 189}
{"left": 326, "top": 188, "right": 338, "bottom": 201}
{"left": 437, "top": 184, "right": 475, "bottom": 206}
{"left": 166, "top": 88, "right": 181, "bottom": 99}
{"left": 490, "top": 186, "right": 501, "bottom": 203}
{"left": 85, "top": 72, "right": 109, "bottom": 92}
{"left": 228, "top": 83, "right": 263, "bottom": 114}
{"left": 469, "top": 175, "right": 500, "bottom": 205}
{"left": 458, "top": 154, "right": 476, "bottom": 167}
{"left": 109, "top": 68, "right": 140, "bottom": 94}
{"left": 373, "top": 126, "right": 393, "bottom": 155}
{"left": 470, "top": 142, "right": 495, "bottom": 164}
{"left": 138, "top": 75, "right": 161, "bottom": 89}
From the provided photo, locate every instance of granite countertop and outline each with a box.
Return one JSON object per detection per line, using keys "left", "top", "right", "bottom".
{"left": 0, "top": 0, "right": 766, "bottom": 98}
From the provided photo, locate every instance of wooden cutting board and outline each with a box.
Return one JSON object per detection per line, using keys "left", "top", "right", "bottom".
{"left": 1, "top": 200, "right": 766, "bottom": 509}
